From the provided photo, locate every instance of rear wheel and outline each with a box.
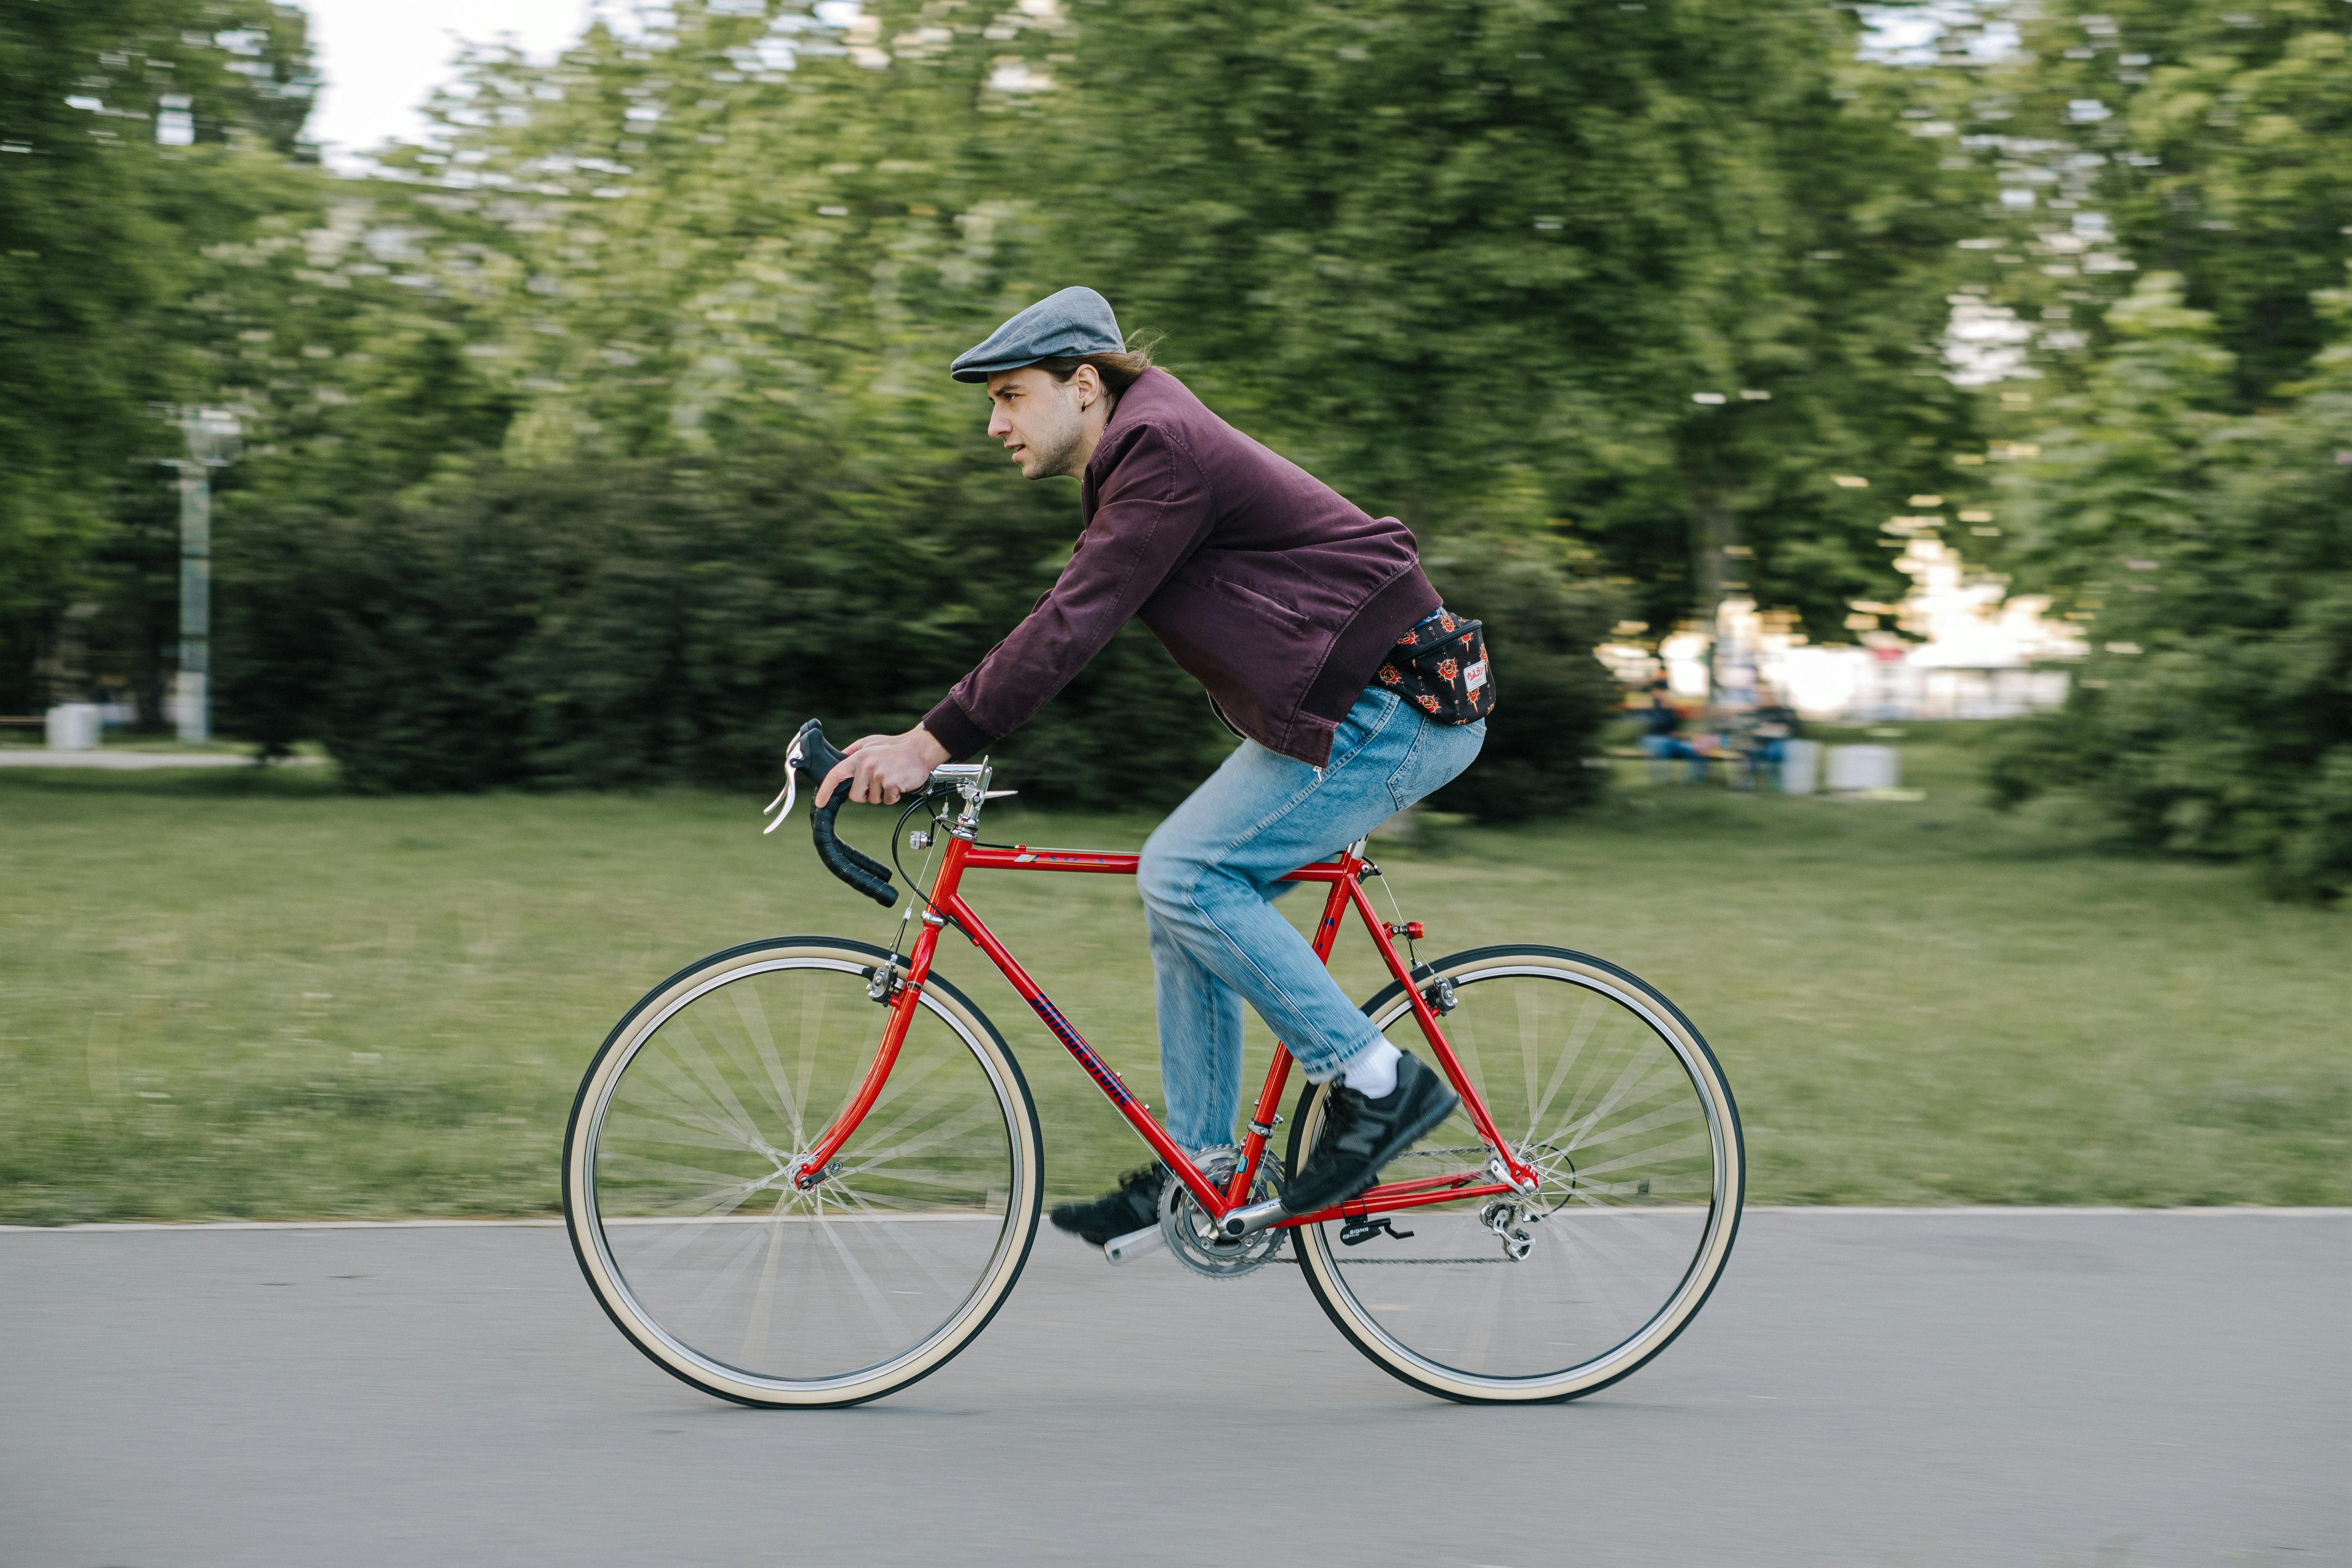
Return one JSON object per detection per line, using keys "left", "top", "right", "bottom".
{"left": 564, "top": 937, "right": 1041, "bottom": 1407}
{"left": 1289, "top": 945, "right": 1742, "bottom": 1403}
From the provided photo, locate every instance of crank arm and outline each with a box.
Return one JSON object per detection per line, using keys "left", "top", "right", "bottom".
{"left": 1103, "top": 1224, "right": 1164, "bottom": 1265}
{"left": 1218, "top": 1197, "right": 1288, "bottom": 1239}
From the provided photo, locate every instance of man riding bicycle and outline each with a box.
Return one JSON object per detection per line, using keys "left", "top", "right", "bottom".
{"left": 818, "top": 287, "right": 1489, "bottom": 1245}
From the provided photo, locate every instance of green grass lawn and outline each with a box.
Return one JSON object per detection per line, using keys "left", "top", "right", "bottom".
{"left": 2, "top": 725, "right": 2344, "bottom": 1224}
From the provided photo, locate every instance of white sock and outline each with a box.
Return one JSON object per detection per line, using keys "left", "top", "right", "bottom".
{"left": 1341, "top": 1040, "right": 1403, "bottom": 1098}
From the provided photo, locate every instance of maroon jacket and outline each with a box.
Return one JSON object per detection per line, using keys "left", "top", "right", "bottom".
{"left": 920, "top": 369, "right": 1439, "bottom": 769}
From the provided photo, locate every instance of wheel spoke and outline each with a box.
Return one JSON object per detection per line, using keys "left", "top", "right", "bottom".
{"left": 727, "top": 983, "right": 809, "bottom": 1147}
{"left": 662, "top": 1017, "right": 775, "bottom": 1153}
{"left": 1310, "top": 951, "right": 1738, "bottom": 1396}
{"left": 1527, "top": 990, "right": 1607, "bottom": 1144}
{"left": 600, "top": 1109, "right": 777, "bottom": 1159}
{"left": 633, "top": 1040, "right": 776, "bottom": 1157}
{"left": 1563, "top": 1095, "right": 1702, "bottom": 1154}
{"left": 577, "top": 950, "right": 1029, "bottom": 1397}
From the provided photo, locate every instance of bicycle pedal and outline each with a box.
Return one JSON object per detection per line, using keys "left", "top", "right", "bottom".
{"left": 1339, "top": 1216, "right": 1415, "bottom": 1247}
{"left": 1102, "top": 1224, "right": 1164, "bottom": 1265}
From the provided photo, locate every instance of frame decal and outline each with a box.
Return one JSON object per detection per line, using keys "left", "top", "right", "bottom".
{"left": 1024, "top": 992, "right": 1135, "bottom": 1107}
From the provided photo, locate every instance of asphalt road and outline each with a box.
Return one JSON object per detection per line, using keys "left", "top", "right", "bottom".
{"left": 3, "top": 1211, "right": 2343, "bottom": 1568}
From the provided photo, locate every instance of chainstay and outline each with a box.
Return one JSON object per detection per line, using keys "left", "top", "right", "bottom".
{"left": 1289, "top": 1147, "right": 1545, "bottom": 1264}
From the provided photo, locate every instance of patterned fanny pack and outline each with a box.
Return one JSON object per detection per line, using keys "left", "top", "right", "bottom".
{"left": 1375, "top": 609, "right": 1496, "bottom": 725}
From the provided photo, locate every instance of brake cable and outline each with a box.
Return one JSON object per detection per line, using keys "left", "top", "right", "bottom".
{"left": 873, "top": 787, "right": 955, "bottom": 981}
{"left": 1368, "top": 856, "right": 1423, "bottom": 977}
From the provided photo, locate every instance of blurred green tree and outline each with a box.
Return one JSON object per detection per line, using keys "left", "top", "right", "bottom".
{"left": 209, "top": 4, "right": 1237, "bottom": 799}
{"left": 0, "top": 0, "right": 318, "bottom": 716}
{"left": 207, "top": 0, "right": 1991, "bottom": 799}
{"left": 1990, "top": 272, "right": 2352, "bottom": 899}
{"left": 1990, "top": 0, "right": 2352, "bottom": 404}
{"left": 1420, "top": 528, "right": 1621, "bottom": 821}
{"left": 1047, "top": 0, "right": 1989, "bottom": 640}
{"left": 31, "top": 1, "right": 2188, "bottom": 815}
{"left": 1924, "top": 0, "right": 2352, "bottom": 894}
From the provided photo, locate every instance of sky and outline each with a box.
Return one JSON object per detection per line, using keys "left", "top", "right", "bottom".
{"left": 297, "top": 0, "right": 597, "bottom": 169}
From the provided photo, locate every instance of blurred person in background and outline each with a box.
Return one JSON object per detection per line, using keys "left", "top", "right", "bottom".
{"left": 818, "top": 287, "right": 1493, "bottom": 1244}
{"left": 1743, "top": 691, "right": 1798, "bottom": 791}
{"left": 1639, "top": 678, "right": 1707, "bottom": 784}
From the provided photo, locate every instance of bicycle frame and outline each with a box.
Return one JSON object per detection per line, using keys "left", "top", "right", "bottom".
{"left": 792, "top": 824, "right": 1541, "bottom": 1231}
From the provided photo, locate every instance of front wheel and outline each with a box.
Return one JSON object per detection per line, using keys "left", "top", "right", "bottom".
{"left": 1290, "top": 945, "right": 1743, "bottom": 1403}
{"left": 564, "top": 937, "right": 1043, "bottom": 1407}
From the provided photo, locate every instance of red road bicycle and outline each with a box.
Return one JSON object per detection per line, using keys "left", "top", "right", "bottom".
{"left": 564, "top": 721, "right": 1743, "bottom": 1407}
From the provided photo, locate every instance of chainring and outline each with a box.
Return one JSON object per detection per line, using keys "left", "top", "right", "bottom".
{"left": 1159, "top": 1145, "right": 1288, "bottom": 1279}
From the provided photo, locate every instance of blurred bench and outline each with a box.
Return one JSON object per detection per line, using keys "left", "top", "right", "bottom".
{"left": 1604, "top": 744, "right": 1748, "bottom": 784}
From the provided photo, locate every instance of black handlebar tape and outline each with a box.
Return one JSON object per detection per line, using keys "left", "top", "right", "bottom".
{"left": 810, "top": 793, "right": 898, "bottom": 907}
{"left": 793, "top": 719, "right": 898, "bottom": 908}
{"left": 798, "top": 723, "right": 897, "bottom": 885}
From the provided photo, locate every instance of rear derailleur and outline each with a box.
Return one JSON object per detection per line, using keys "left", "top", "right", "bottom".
{"left": 1480, "top": 1200, "right": 1536, "bottom": 1261}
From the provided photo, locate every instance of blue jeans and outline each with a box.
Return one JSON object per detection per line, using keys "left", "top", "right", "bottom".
{"left": 1137, "top": 686, "right": 1485, "bottom": 1152}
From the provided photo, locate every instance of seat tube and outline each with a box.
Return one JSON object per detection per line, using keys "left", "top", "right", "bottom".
{"left": 1230, "top": 858, "right": 1359, "bottom": 1203}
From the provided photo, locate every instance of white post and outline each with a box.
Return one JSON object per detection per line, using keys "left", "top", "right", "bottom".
{"left": 171, "top": 407, "right": 238, "bottom": 743}
{"left": 45, "top": 704, "right": 102, "bottom": 751}
{"left": 175, "top": 453, "right": 210, "bottom": 743}
{"left": 1826, "top": 744, "right": 1900, "bottom": 793}
{"left": 1779, "top": 738, "right": 1821, "bottom": 794}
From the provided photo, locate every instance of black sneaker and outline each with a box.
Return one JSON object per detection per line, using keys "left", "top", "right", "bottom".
{"left": 1283, "top": 1054, "right": 1458, "bottom": 1216}
{"left": 1050, "top": 1163, "right": 1169, "bottom": 1246}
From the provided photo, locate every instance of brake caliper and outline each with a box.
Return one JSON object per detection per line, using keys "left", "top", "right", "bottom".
{"left": 1419, "top": 974, "right": 1458, "bottom": 1015}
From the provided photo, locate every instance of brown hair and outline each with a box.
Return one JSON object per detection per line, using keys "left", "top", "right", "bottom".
{"left": 1033, "top": 341, "right": 1157, "bottom": 397}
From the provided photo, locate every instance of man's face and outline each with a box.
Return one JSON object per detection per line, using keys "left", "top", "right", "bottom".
{"left": 986, "top": 367, "right": 1088, "bottom": 479}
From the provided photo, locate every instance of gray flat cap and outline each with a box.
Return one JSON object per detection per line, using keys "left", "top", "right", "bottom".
{"left": 950, "top": 286, "right": 1124, "bottom": 382}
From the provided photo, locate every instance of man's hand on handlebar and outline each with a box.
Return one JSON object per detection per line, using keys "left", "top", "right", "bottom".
{"left": 821, "top": 726, "right": 951, "bottom": 807}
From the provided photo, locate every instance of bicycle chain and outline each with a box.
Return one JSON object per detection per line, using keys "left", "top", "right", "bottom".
{"left": 1190, "top": 1139, "right": 1568, "bottom": 1266}
{"left": 1259, "top": 1255, "right": 1519, "bottom": 1265}
{"left": 1291, "top": 1144, "right": 1573, "bottom": 1263}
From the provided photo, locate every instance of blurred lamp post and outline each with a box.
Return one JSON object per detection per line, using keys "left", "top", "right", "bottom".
{"left": 168, "top": 407, "right": 241, "bottom": 742}
{"left": 1688, "top": 388, "right": 1771, "bottom": 707}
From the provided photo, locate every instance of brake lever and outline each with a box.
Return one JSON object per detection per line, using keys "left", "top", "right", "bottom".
{"left": 767, "top": 729, "right": 991, "bottom": 835}
{"left": 761, "top": 734, "right": 804, "bottom": 835}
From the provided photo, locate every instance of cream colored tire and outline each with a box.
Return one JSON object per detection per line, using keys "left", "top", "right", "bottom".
{"left": 564, "top": 937, "right": 1042, "bottom": 1408}
{"left": 1290, "top": 945, "right": 1743, "bottom": 1403}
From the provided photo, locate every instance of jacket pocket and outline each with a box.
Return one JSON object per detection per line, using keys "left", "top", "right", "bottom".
{"left": 1209, "top": 574, "right": 1312, "bottom": 630}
